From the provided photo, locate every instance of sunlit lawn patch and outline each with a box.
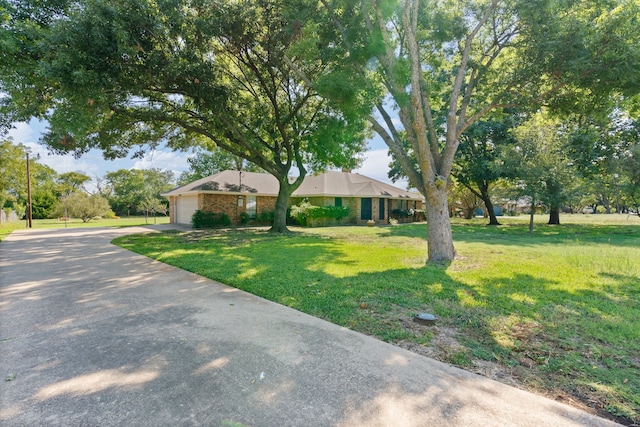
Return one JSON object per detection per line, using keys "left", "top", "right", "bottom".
{"left": 114, "top": 214, "right": 640, "bottom": 424}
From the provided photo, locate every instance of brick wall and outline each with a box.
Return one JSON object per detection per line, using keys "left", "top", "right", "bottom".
{"left": 256, "top": 196, "right": 277, "bottom": 214}
{"left": 200, "top": 193, "right": 278, "bottom": 225}
{"left": 201, "top": 193, "right": 239, "bottom": 224}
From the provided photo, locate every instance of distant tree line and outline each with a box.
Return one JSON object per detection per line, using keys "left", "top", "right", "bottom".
{"left": 0, "top": 139, "right": 177, "bottom": 220}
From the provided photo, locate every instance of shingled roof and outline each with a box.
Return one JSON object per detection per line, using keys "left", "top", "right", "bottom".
{"left": 163, "top": 170, "right": 280, "bottom": 196}
{"left": 294, "top": 171, "right": 420, "bottom": 199}
{"left": 163, "top": 170, "right": 422, "bottom": 200}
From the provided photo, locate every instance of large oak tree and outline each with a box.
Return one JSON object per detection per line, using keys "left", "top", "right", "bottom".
{"left": 1, "top": 0, "right": 368, "bottom": 232}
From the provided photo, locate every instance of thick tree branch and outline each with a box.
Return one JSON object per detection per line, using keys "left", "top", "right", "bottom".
{"left": 442, "top": 0, "right": 499, "bottom": 179}
{"left": 367, "top": 113, "right": 425, "bottom": 195}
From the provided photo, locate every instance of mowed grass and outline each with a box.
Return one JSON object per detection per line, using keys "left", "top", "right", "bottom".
{"left": 0, "top": 216, "right": 170, "bottom": 241}
{"left": 113, "top": 214, "right": 640, "bottom": 424}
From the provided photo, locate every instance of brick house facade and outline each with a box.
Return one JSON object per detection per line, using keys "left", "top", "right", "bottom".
{"left": 164, "top": 170, "right": 424, "bottom": 227}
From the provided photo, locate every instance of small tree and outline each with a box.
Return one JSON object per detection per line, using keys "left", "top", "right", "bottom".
{"left": 505, "top": 111, "right": 575, "bottom": 231}
{"left": 138, "top": 196, "right": 167, "bottom": 224}
{"left": 57, "top": 192, "right": 111, "bottom": 223}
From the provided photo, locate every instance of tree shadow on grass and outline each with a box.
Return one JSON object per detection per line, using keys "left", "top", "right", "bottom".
{"left": 380, "top": 222, "right": 640, "bottom": 248}
{"left": 4, "top": 227, "right": 606, "bottom": 427}
{"left": 115, "top": 228, "right": 640, "bottom": 424}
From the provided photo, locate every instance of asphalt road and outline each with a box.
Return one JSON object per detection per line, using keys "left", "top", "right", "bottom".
{"left": 0, "top": 226, "right": 621, "bottom": 426}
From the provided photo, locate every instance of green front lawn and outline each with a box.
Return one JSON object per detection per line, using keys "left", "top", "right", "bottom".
{"left": 114, "top": 214, "right": 640, "bottom": 424}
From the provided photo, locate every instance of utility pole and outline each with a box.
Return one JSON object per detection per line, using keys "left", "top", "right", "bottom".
{"left": 26, "top": 152, "right": 33, "bottom": 228}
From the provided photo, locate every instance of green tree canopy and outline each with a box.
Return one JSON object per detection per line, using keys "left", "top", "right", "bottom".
{"left": 0, "top": 139, "right": 28, "bottom": 209}
{"left": 1, "top": 0, "right": 369, "bottom": 232}
{"left": 102, "top": 168, "right": 174, "bottom": 216}
{"left": 296, "top": 0, "right": 640, "bottom": 262}
{"left": 505, "top": 111, "right": 577, "bottom": 230}
{"left": 0, "top": 139, "right": 60, "bottom": 218}
{"left": 56, "top": 192, "right": 111, "bottom": 222}
{"left": 177, "top": 147, "right": 263, "bottom": 186}
{"left": 56, "top": 171, "right": 91, "bottom": 196}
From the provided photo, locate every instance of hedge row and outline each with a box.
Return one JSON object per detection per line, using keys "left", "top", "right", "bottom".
{"left": 192, "top": 210, "right": 231, "bottom": 228}
{"left": 290, "top": 201, "right": 350, "bottom": 225}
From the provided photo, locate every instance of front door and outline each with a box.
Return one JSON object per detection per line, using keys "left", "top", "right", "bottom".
{"left": 361, "top": 198, "right": 372, "bottom": 220}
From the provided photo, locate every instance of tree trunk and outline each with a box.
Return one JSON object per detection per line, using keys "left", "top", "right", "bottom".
{"left": 548, "top": 205, "right": 560, "bottom": 225}
{"left": 480, "top": 186, "right": 500, "bottom": 226}
{"left": 529, "top": 198, "right": 535, "bottom": 234}
{"left": 269, "top": 177, "right": 299, "bottom": 234}
{"left": 464, "top": 207, "right": 474, "bottom": 219}
{"left": 425, "top": 187, "right": 456, "bottom": 263}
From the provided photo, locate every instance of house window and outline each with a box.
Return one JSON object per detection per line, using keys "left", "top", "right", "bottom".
{"left": 379, "top": 198, "right": 385, "bottom": 220}
{"left": 335, "top": 197, "right": 342, "bottom": 207}
{"left": 246, "top": 195, "right": 257, "bottom": 218}
{"left": 361, "top": 198, "right": 372, "bottom": 220}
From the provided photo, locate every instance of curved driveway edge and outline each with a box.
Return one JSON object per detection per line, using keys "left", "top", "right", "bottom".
{"left": 0, "top": 226, "right": 621, "bottom": 426}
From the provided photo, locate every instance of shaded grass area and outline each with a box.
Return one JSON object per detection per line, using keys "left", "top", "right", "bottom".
{"left": 114, "top": 215, "right": 640, "bottom": 424}
{"left": 0, "top": 216, "right": 170, "bottom": 241}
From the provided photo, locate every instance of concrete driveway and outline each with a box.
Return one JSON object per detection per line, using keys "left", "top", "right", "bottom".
{"left": 0, "top": 226, "right": 620, "bottom": 426}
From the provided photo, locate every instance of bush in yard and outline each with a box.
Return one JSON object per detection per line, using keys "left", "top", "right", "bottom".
{"left": 290, "top": 201, "right": 350, "bottom": 226}
{"left": 56, "top": 192, "right": 111, "bottom": 222}
{"left": 192, "top": 210, "right": 231, "bottom": 228}
{"left": 256, "top": 210, "right": 274, "bottom": 224}
{"left": 239, "top": 212, "right": 250, "bottom": 224}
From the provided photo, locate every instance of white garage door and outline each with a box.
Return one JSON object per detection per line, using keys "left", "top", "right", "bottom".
{"left": 176, "top": 195, "right": 198, "bottom": 225}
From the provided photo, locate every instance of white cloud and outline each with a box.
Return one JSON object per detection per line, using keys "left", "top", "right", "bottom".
{"left": 21, "top": 142, "right": 101, "bottom": 176}
{"left": 132, "top": 149, "right": 190, "bottom": 177}
{"left": 8, "top": 122, "right": 39, "bottom": 143}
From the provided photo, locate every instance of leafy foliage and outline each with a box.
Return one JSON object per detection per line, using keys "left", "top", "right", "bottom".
{"left": 0, "top": 139, "right": 64, "bottom": 218}
{"left": 56, "top": 192, "right": 111, "bottom": 222}
{"left": 505, "top": 111, "right": 577, "bottom": 229}
{"left": 101, "top": 168, "right": 173, "bottom": 216}
{"left": 1, "top": 0, "right": 369, "bottom": 233}
{"left": 56, "top": 171, "right": 90, "bottom": 196}
{"left": 290, "top": 200, "right": 350, "bottom": 226}
{"left": 191, "top": 210, "right": 231, "bottom": 229}
{"left": 297, "top": 0, "right": 640, "bottom": 261}
{"left": 0, "top": 139, "right": 28, "bottom": 209}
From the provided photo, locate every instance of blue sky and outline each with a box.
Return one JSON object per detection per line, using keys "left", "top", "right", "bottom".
{"left": 8, "top": 118, "right": 408, "bottom": 192}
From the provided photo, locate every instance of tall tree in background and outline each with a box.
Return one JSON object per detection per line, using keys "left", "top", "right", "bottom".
{"left": 177, "top": 147, "right": 263, "bottom": 186}
{"left": 0, "top": 0, "right": 368, "bottom": 233}
{"left": 30, "top": 163, "right": 60, "bottom": 219}
{"left": 0, "top": 139, "right": 28, "bottom": 211}
{"left": 299, "top": 0, "right": 640, "bottom": 262}
{"left": 453, "top": 114, "right": 520, "bottom": 225}
{"left": 567, "top": 110, "right": 640, "bottom": 213}
{"left": 0, "top": 139, "right": 61, "bottom": 218}
{"left": 56, "top": 171, "right": 91, "bottom": 196}
{"left": 506, "top": 112, "right": 575, "bottom": 230}
{"left": 56, "top": 192, "right": 111, "bottom": 222}
{"left": 102, "top": 168, "right": 174, "bottom": 216}
{"left": 622, "top": 142, "right": 640, "bottom": 216}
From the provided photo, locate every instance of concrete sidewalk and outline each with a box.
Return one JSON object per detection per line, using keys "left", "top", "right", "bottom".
{"left": 0, "top": 226, "right": 620, "bottom": 426}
